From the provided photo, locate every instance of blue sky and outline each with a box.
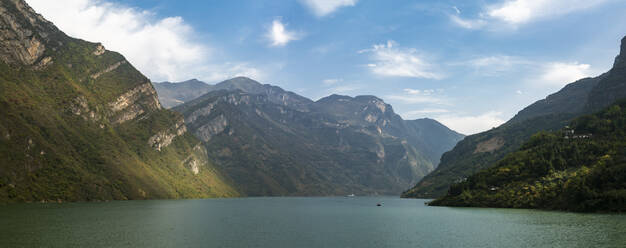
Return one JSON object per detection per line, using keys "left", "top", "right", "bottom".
{"left": 27, "top": 0, "right": 626, "bottom": 134}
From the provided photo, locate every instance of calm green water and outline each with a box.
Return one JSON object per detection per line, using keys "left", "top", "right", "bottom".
{"left": 1, "top": 197, "right": 625, "bottom": 248}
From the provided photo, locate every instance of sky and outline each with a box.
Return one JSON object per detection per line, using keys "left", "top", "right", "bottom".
{"left": 26, "top": 0, "right": 626, "bottom": 134}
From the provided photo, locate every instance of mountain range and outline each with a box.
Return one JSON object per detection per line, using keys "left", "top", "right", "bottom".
{"left": 403, "top": 36, "right": 626, "bottom": 199}
{"left": 1, "top": 0, "right": 622, "bottom": 208}
{"left": 162, "top": 77, "right": 463, "bottom": 196}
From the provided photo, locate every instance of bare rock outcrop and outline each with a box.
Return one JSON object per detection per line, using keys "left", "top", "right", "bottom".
{"left": 91, "top": 60, "right": 126, "bottom": 79}
{"left": 148, "top": 118, "right": 187, "bottom": 151}
{"left": 93, "top": 44, "right": 105, "bottom": 56}
{"left": 181, "top": 144, "right": 208, "bottom": 175}
{"left": 0, "top": 0, "right": 59, "bottom": 65}
{"left": 195, "top": 115, "right": 228, "bottom": 142}
{"left": 108, "top": 82, "right": 162, "bottom": 124}
{"left": 474, "top": 137, "right": 505, "bottom": 154}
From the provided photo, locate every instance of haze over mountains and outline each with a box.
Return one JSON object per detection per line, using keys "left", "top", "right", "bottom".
{"left": 160, "top": 77, "right": 463, "bottom": 195}
{"left": 152, "top": 79, "right": 212, "bottom": 108}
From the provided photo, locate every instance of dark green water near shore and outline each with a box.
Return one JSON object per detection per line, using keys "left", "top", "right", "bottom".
{"left": 1, "top": 197, "right": 625, "bottom": 247}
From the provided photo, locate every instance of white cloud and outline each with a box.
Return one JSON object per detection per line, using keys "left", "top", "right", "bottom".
{"left": 300, "top": 0, "right": 357, "bottom": 17}
{"left": 385, "top": 88, "right": 447, "bottom": 104}
{"left": 404, "top": 108, "right": 450, "bottom": 116}
{"left": 266, "top": 19, "right": 301, "bottom": 47}
{"left": 27, "top": 0, "right": 260, "bottom": 83}
{"left": 451, "top": 0, "right": 610, "bottom": 29}
{"left": 323, "top": 78, "right": 343, "bottom": 85}
{"left": 488, "top": 0, "right": 608, "bottom": 24}
{"left": 452, "top": 6, "right": 461, "bottom": 14}
{"left": 326, "top": 85, "right": 360, "bottom": 96}
{"left": 537, "top": 62, "right": 592, "bottom": 87}
{"left": 436, "top": 111, "right": 506, "bottom": 135}
{"left": 455, "top": 56, "right": 595, "bottom": 85}
{"left": 360, "top": 41, "right": 443, "bottom": 79}
{"left": 449, "top": 15, "right": 486, "bottom": 29}
{"left": 467, "top": 55, "right": 525, "bottom": 68}
{"left": 403, "top": 88, "right": 422, "bottom": 95}
{"left": 460, "top": 55, "right": 532, "bottom": 76}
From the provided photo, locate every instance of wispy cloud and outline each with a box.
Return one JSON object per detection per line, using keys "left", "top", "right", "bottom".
{"left": 451, "top": 0, "right": 611, "bottom": 29}
{"left": 454, "top": 56, "right": 595, "bottom": 86}
{"left": 404, "top": 108, "right": 450, "bottom": 116}
{"left": 266, "top": 18, "right": 301, "bottom": 47}
{"left": 27, "top": 0, "right": 260, "bottom": 83}
{"left": 360, "top": 41, "right": 443, "bottom": 79}
{"left": 536, "top": 62, "right": 593, "bottom": 87}
{"left": 466, "top": 55, "right": 528, "bottom": 69}
{"left": 456, "top": 55, "right": 532, "bottom": 76}
{"left": 449, "top": 15, "right": 486, "bottom": 29}
{"left": 326, "top": 85, "right": 361, "bottom": 96}
{"left": 300, "top": 0, "right": 358, "bottom": 17}
{"left": 385, "top": 88, "right": 447, "bottom": 104}
{"left": 322, "top": 78, "right": 343, "bottom": 85}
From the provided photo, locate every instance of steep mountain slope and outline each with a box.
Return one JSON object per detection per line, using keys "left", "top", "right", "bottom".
{"left": 587, "top": 36, "right": 626, "bottom": 111}
{"left": 0, "top": 0, "right": 237, "bottom": 202}
{"left": 153, "top": 79, "right": 212, "bottom": 108}
{"left": 431, "top": 100, "right": 626, "bottom": 212}
{"left": 403, "top": 35, "right": 626, "bottom": 199}
{"left": 174, "top": 77, "right": 463, "bottom": 196}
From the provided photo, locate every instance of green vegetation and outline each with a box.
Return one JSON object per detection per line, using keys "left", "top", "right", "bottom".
{"left": 402, "top": 113, "right": 574, "bottom": 198}
{"left": 0, "top": 0, "right": 237, "bottom": 202}
{"left": 430, "top": 100, "right": 626, "bottom": 212}
{"left": 403, "top": 35, "right": 626, "bottom": 199}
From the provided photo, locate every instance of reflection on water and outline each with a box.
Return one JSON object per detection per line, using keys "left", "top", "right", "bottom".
{"left": 1, "top": 197, "right": 625, "bottom": 248}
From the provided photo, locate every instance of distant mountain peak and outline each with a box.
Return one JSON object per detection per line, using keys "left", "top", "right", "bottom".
{"left": 354, "top": 95, "right": 384, "bottom": 102}
{"left": 184, "top": 78, "right": 205, "bottom": 84}
{"left": 317, "top": 94, "right": 385, "bottom": 104}
{"left": 220, "top": 76, "right": 262, "bottom": 86}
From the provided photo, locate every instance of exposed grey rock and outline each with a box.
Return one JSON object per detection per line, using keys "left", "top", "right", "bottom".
{"left": 91, "top": 60, "right": 126, "bottom": 79}
{"left": 148, "top": 118, "right": 187, "bottom": 151}
{"left": 195, "top": 115, "right": 228, "bottom": 142}
{"left": 93, "top": 44, "right": 105, "bottom": 56}
{"left": 108, "top": 82, "right": 162, "bottom": 124}
{"left": 181, "top": 144, "right": 209, "bottom": 175}
{"left": 0, "top": 0, "right": 59, "bottom": 65}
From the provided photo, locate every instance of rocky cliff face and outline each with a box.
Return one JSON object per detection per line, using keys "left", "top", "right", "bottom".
{"left": 0, "top": 0, "right": 59, "bottom": 66}
{"left": 174, "top": 78, "right": 463, "bottom": 196}
{"left": 148, "top": 118, "right": 187, "bottom": 151}
{"left": 0, "top": 0, "right": 238, "bottom": 202}
{"left": 108, "top": 82, "right": 162, "bottom": 124}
